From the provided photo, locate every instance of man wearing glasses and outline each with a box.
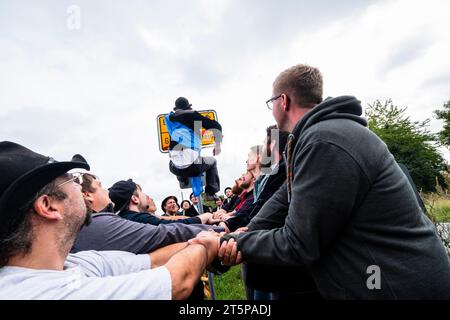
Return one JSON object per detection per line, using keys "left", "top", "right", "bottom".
{"left": 0, "top": 141, "right": 221, "bottom": 299}
{"left": 192, "top": 64, "right": 450, "bottom": 299}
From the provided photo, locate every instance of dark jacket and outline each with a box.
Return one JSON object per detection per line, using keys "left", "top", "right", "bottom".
{"left": 119, "top": 209, "right": 202, "bottom": 225}
{"left": 188, "top": 204, "right": 212, "bottom": 216}
{"left": 225, "top": 161, "right": 286, "bottom": 232}
{"left": 232, "top": 96, "right": 450, "bottom": 299}
{"left": 168, "top": 109, "right": 222, "bottom": 151}
{"left": 222, "top": 194, "right": 240, "bottom": 212}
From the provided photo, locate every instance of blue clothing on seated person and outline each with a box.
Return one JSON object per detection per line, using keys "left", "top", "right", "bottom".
{"left": 119, "top": 209, "right": 202, "bottom": 225}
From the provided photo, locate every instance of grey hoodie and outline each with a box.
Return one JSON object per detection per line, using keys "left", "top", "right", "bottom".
{"left": 233, "top": 96, "right": 450, "bottom": 299}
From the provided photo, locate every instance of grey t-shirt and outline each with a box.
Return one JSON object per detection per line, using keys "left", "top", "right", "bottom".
{"left": 71, "top": 213, "right": 223, "bottom": 254}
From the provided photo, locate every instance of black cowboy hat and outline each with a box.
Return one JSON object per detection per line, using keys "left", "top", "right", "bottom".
{"left": 108, "top": 179, "right": 137, "bottom": 213}
{"left": 0, "top": 141, "right": 90, "bottom": 232}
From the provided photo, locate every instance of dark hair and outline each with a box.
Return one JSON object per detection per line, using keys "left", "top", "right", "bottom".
{"left": 224, "top": 187, "right": 231, "bottom": 193}
{"left": 80, "top": 173, "right": 98, "bottom": 193}
{"left": 273, "top": 64, "right": 323, "bottom": 108}
{"left": 0, "top": 178, "right": 67, "bottom": 267}
{"left": 180, "top": 200, "right": 191, "bottom": 209}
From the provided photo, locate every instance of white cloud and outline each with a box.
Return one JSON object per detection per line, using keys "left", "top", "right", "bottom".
{"left": 1, "top": 0, "right": 449, "bottom": 206}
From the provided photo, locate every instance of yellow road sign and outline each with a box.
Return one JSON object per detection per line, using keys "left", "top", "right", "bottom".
{"left": 157, "top": 110, "right": 218, "bottom": 153}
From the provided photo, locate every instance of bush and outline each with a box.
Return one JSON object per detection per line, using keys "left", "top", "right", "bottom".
{"left": 366, "top": 99, "right": 448, "bottom": 192}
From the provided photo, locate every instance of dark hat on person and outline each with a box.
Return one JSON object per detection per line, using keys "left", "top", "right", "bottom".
{"left": 161, "top": 195, "right": 178, "bottom": 213}
{"left": 108, "top": 179, "right": 137, "bottom": 213}
{"left": 174, "top": 97, "right": 192, "bottom": 110}
{"left": 0, "top": 141, "right": 90, "bottom": 233}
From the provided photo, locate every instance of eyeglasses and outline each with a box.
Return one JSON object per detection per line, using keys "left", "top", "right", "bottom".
{"left": 56, "top": 172, "right": 85, "bottom": 188}
{"left": 266, "top": 94, "right": 282, "bottom": 110}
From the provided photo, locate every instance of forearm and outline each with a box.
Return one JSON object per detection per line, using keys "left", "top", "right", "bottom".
{"left": 198, "top": 214, "right": 211, "bottom": 224}
{"left": 219, "top": 222, "right": 230, "bottom": 233}
{"left": 160, "top": 215, "right": 188, "bottom": 220}
{"left": 149, "top": 242, "right": 188, "bottom": 268}
{"left": 165, "top": 244, "right": 208, "bottom": 300}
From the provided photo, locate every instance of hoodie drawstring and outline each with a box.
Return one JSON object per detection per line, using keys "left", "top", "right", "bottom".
{"left": 284, "top": 133, "right": 295, "bottom": 203}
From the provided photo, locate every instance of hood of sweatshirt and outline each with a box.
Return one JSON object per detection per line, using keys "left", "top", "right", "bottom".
{"left": 291, "top": 95, "right": 367, "bottom": 139}
{"left": 283, "top": 96, "right": 367, "bottom": 203}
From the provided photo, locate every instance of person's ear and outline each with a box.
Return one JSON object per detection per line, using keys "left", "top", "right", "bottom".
{"left": 282, "top": 93, "right": 290, "bottom": 111}
{"left": 130, "top": 194, "right": 139, "bottom": 205}
{"left": 83, "top": 191, "right": 95, "bottom": 206}
{"left": 33, "top": 194, "right": 64, "bottom": 221}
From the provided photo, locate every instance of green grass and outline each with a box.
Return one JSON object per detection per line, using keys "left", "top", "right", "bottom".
{"left": 423, "top": 194, "right": 450, "bottom": 223}
{"left": 213, "top": 266, "right": 246, "bottom": 300}
{"left": 431, "top": 199, "right": 450, "bottom": 222}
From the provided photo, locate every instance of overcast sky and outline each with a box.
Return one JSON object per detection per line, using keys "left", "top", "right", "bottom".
{"left": 1, "top": 0, "right": 449, "bottom": 212}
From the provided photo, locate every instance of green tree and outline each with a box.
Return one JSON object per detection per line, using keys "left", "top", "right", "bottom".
{"left": 366, "top": 99, "right": 448, "bottom": 193}
{"left": 434, "top": 99, "right": 450, "bottom": 148}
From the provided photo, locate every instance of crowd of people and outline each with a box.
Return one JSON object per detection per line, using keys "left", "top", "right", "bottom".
{"left": 0, "top": 63, "right": 449, "bottom": 300}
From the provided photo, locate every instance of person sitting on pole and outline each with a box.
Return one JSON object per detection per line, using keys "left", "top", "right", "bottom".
{"left": 166, "top": 97, "right": 223, "bottom": 199}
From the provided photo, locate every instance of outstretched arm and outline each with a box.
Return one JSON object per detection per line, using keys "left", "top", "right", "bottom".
{"left": 164, "top": 243, "right": 213, "bottom": 300}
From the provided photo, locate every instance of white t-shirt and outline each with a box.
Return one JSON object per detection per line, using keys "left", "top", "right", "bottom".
{"left": 0, "top": 250, "right": 172, "bottom": 300}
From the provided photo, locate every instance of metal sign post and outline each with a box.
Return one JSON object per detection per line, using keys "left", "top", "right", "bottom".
{"left": 197, "top": 194, "right": 217, "bottom": 301}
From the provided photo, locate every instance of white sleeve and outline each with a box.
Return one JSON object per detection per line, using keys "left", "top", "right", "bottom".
{"left": 66, "top": 266, "right": 172, "bottom": 300}
{"left": 66, "top": 250, "right": 151, "bottom": 277}
{"left": 63, "top": 251, "right": 172, "bottom": 299}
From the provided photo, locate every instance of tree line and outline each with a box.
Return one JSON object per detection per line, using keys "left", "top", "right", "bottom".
{"left": 366, "top": 99, "right": 449, "bottom": 193}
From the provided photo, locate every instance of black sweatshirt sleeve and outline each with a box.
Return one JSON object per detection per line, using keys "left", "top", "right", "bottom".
{"left": 237, "top": 141, "right": 363, "bottom": 267}
{"left": 246, "top": 182, "right": 290, "bottom": 231}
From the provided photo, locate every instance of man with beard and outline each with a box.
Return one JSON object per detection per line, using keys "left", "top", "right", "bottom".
{"left": 161, "top": 195, "right": 184, "bottom": 216}
{"left": 214, "top": 170, "right": 255, "bottom": 222}
{"left": 222, "top": 187, "right": 233, "bottom": 206}
{"left": 0, "top": 141, "right": 221, "bottom": 299}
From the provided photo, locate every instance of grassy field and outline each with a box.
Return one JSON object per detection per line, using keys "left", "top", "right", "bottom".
{"left": 213, "top": 266, "right": 246, "bottom": 300}
{"left": 423, "top": 193, "right": 450, "bottom": 222}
